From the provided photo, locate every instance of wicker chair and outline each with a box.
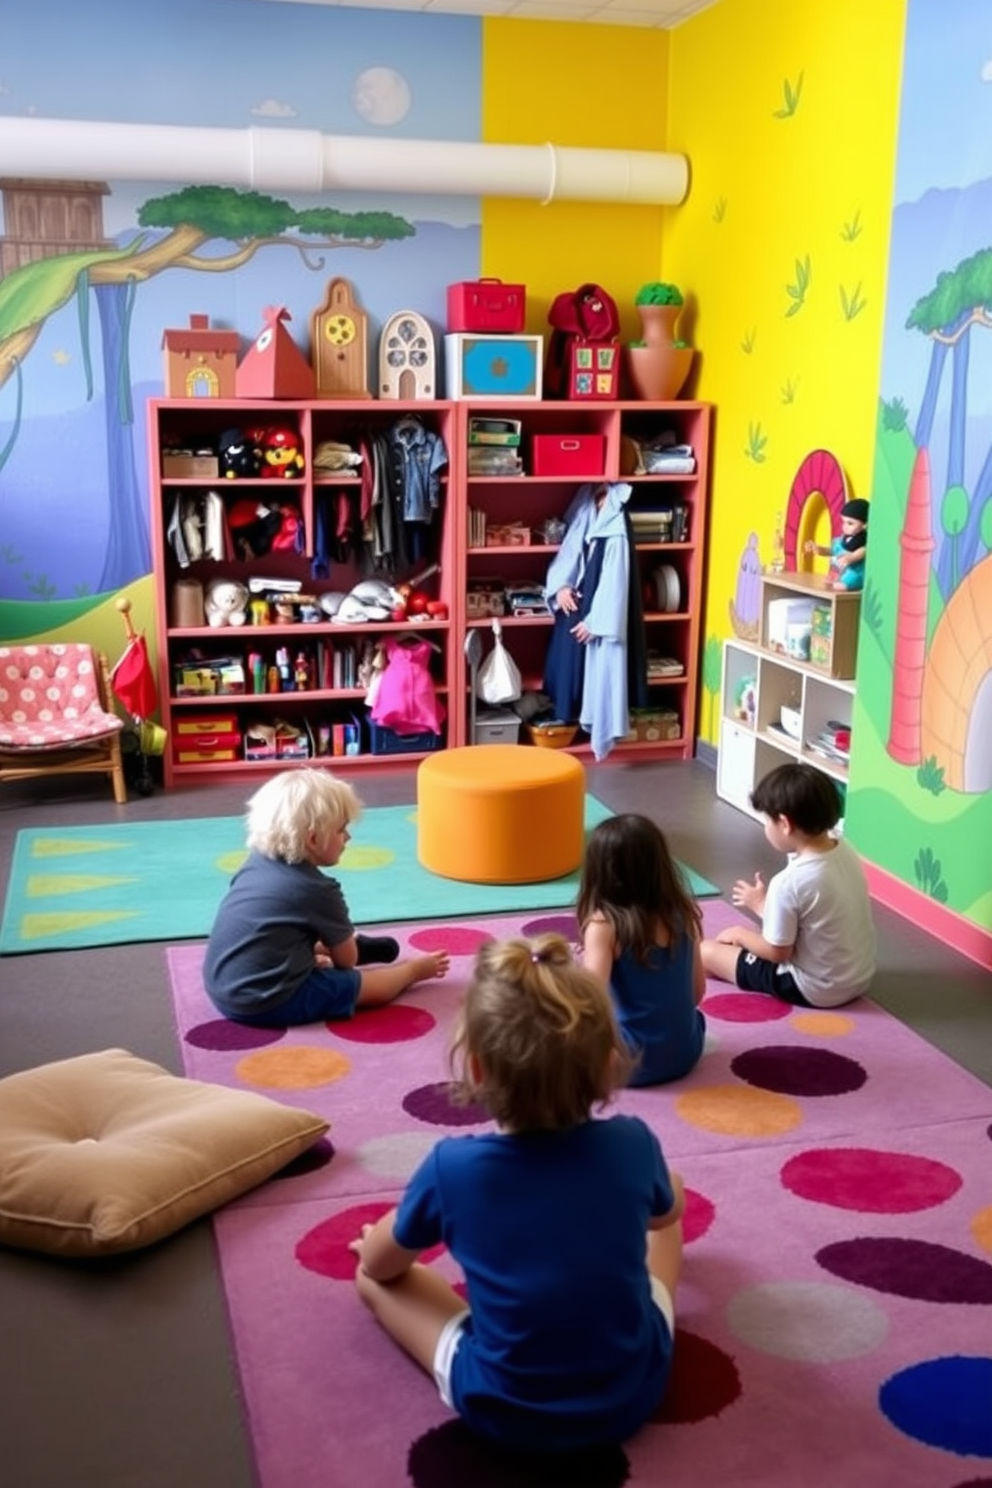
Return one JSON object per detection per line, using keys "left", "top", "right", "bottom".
{"left": 0, "top": 644, "right": 127, "bottom": 803}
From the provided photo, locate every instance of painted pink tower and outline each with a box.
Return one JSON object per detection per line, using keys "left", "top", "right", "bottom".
{"left": 887, "top": 446, "right": 935, "bottom": 764}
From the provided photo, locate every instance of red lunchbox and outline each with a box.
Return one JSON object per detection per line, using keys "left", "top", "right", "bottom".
{"left": 447, "top": 279, "right": 526, "bottom": 334}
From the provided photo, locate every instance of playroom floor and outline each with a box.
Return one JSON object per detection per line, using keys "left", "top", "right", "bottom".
{"left": 1, "top": 758, "right": 989, "bottom": 1488}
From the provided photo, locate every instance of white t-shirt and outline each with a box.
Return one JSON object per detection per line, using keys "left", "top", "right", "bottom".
{"left": 762, "top": 837, "right": 876, "bottom": 1007}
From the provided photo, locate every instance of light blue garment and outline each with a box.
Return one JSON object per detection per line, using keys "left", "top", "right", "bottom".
{"left": 544, "top": 482, "right": 632, "bottom": 760}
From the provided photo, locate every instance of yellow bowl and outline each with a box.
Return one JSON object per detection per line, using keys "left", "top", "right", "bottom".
{"left": 526, "top": 723, "right": 578, "bottom": 749}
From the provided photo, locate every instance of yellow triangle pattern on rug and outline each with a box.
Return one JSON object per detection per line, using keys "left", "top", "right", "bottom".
{"left": 27, "top": 875, "right": 141, "bottom": 898}
{"left": 20, "top": 910, "right": 144, "bottom": 941}
{"left": 29, "top": 836, "right": 132, "bottom": 858}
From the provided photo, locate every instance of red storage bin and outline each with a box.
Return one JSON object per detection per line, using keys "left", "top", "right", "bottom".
{"left": 447, "top": 279, "right": 526, "bottom": 334}
{"left": 531, "top": 434, "right": 606, "bottom": 477}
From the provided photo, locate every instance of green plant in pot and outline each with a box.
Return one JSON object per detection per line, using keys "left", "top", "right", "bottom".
{"left": 625, "top": 282, "right": 693, "bottom": 401}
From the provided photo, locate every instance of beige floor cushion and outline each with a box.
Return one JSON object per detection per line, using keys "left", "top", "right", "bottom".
{"left": 0, "top": 1048, "right": 329, "bottom": 1257}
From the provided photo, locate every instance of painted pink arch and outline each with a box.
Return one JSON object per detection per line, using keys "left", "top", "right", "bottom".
{"left": 784, "top": 449, "right": 849, "bottom": 569}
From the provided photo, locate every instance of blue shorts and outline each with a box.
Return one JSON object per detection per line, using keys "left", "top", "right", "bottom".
{"left": 735, "top": 951, "right": 811, "bottom": 1006}
{"left": 227, "top": 965, "right": 361, "bottom": 1027}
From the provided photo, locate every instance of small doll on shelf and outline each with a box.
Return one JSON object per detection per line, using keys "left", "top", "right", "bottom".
{"left": 805, "top": 498, "right": 869, "bottom": 590}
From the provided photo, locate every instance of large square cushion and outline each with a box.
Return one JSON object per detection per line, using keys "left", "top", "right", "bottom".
{"left": 0, "top": 1048, "right": 329, "bottom": 1257}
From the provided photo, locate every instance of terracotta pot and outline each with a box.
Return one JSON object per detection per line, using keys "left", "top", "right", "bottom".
{"left": 637, "top": 302, "right": 682, "bottom": 347}
{"left": 624, "top": 344, "right": 694, "bottom": 401}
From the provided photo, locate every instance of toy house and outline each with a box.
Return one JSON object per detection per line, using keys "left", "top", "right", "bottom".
{"left": 235, "top": 305, "right": 316, "bottom": 400}
{"left": 161, "top": 314, "right": 239, "bottom": 399}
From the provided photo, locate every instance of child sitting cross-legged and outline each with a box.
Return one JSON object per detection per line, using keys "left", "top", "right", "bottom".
{"left": 578, "top": 813, "right": 706, "bottom": 1085}
{"left": 700, "top": 761, "right": 875, "bottom": 1008}
{"left": 203, "top": 769, "right": 449, "bottom": 1026}
{"left": 349, "top": 932, "right": 685, "bottom": 1457}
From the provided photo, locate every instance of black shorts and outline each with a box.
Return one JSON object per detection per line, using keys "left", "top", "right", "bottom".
{"left": 735, "top": 950, "right": 812, "bottom": 1006}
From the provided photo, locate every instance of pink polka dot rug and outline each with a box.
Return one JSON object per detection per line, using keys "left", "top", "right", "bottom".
{"left": 165, "top": 900, "right": 992, "bottom": 1488}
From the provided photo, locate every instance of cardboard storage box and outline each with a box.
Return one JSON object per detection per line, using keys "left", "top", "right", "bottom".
{"left": 447, "top": 280, "right": 526, "bottom": 334}
{"left": 626, "top": 708, "right": 681, "bottom": 743}
{"left": 473, "top": 709, "right": 521, "bottom": 745}
{"left": 161, "top": 454, "right": 219, "bottom": 479}
{"left": 531, "top": 434, "right": 606, "bottom": 477}
{"left": 445, "top": 334, "right": 543, "bottom": 400}
{"left": 485, "top": 523, "right": 531, "bottom": 547}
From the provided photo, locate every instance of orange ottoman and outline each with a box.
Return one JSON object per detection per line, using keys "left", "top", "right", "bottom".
{"left": 417, "top": 745, "right": 586, "bottom": 884}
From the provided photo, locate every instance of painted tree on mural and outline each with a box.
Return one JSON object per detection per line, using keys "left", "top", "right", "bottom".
{"left": 0, "top": 187, "right": 414, "bottom": 592}
{"left": 906, "top": 245, "right": 992, "bottom": 598}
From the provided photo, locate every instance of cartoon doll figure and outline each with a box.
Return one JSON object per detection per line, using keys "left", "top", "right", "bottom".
{"left": 262, "top": 428, "right": 305, "bottom": 478}
{"left": 805, "top": 498, "right": 868, "bottom": 590}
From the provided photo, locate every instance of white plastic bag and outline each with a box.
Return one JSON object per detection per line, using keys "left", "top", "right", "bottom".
{"left": 476, "top": 618, "right": 522, "bottom": 706}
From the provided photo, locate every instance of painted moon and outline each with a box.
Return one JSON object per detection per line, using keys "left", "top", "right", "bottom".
{"left": 351, "top": 67, "right": 411, "bottom": 127}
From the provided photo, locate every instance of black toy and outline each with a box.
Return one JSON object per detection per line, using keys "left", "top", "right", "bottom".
{"left": 218, "top": 427, "right": 262, "bottom": 479}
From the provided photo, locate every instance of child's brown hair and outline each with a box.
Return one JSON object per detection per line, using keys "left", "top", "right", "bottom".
{"left": 576, "top": 813, "right": 702, "bottom": 964}
{"left": 451, "top": 933, "right": 631, "bottom": 1131}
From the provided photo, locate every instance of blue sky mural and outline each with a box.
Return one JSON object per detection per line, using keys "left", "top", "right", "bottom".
{"left": 0, "top": 0, "right": 483, "bottom": 601}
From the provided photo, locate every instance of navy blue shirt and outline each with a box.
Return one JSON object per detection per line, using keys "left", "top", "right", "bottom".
{"left": 611, "top": 936, "right": 705, "bottom": 1085}
{"left": 394, "top": 1115, "right": 675, "bottom": 1451}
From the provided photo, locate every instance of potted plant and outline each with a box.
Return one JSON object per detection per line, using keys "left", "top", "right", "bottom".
{"left": 624, "top": 281, "right": 693, "bottom": 401}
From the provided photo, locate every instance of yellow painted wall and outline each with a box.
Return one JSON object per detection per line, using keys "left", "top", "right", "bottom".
{"left": 663, "top": 0, "right": 906, "bottom": 740}
{"left": 481, "top": 19, "right": 671, "bottom": 342}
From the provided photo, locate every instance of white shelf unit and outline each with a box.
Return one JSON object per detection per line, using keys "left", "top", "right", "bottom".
{"left": 716, "top": 638, "right": 856, "bottom": 818}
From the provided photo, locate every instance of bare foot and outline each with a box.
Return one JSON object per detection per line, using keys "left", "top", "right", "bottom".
{"left": 410, "top": 950, "right": 450, "bottom": 983}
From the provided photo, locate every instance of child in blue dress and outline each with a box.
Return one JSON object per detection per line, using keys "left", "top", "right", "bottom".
{"left": 577, "top": 813, "right": 706, "bottom": 1085}
{"left": 349, "top": 932, "right": 685, "bottom": 1455}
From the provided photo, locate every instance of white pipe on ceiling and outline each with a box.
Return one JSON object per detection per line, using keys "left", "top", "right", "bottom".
{"left": 0, "top": 117, "right": 688, "bottom": 206}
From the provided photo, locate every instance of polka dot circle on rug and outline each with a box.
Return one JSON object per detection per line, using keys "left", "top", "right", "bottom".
{"left": 652, "top": 1329, "right": 742, "bottom": 1424}
{"left": 730, "top": 1045, "right": 867, "bottom": 1098}
{"left": 273, "top": 1136, "right": 335, "bottom": 1179}
{"left": 727, "top": 1280, "right": 888, "bottom": 1361}
{"left": 408, "top": 1419, "right": 630, "bottom": 1488}
{"left": 781, "top": 1147, "right": 963, "bottom": 1212}
{"left": 331, "top": 1003, "right": 436, "bottom": 1043}
{"left": 789, "top": 1010, "right": 855, "bottom": 1037}
{"left": 879, "top": 1355, "right": 992, "bottom": 1457}
{"left": 683, "top": 1187, "right": 716, "bottom": 1244}
{"left": 235, "top": 1045, "right": 352, "bottom": 1090}
{"left": 184, "top": 1019, "right": 284, "bottom": 1052}
{"left": 816, "top": 1237, "right": 992, "bottom": 1303}
{"left": 296, "top": 1201, "right": 445, "bottom": 1281}
{"left": 675, "top": 1083, "right": 803, "bottom": 1138}
{"left": 216, "top": 849, "right": 247, "bottom": 876}
{"left": 971, "top": 1205, "right": 992, "bottom": 1255}
{"left": 700, "top": 992, "right": 791, "bottom": 1024}
{"left": 409, "top": 923, "right": 495, "bottom": 956}
{"left": 338, "top": 842, "right": 396, "bottom": 871}
{"left": 520, "top": 913, "right": 579, "bottom": 940}
{"left": 403, "top": 1081, "right": 491, "bottom": 1127}
{"left": 356, "top": 1131, "right": 441, "bottom": 1181}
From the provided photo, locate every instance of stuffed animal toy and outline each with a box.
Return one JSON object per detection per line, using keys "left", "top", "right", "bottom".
{"left": 218, "top": 428, "right": 262, "bottom": 479}
{"left": 319, "top": 579, "right": 403, "bottom": 624}
{"left": 204, "top": 578, "right": 250, "bottom": 627}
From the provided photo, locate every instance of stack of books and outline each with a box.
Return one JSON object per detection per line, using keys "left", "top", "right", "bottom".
{"left": 805, "top": 719, "right": 851, "bottom": 766}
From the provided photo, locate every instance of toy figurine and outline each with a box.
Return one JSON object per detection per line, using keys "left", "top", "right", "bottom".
{"left": 805, "top": 498, "right": 869, "bottom": 590}
{"left": 262, "top": 427, "right": 305, "bottom": 479}
{"left": 218, "top": 428, "right": 262, "bottom": 479}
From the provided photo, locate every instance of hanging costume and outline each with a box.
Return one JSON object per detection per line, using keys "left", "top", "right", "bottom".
{"left": 543, "top": 482, "right": 647, "bottom": 761}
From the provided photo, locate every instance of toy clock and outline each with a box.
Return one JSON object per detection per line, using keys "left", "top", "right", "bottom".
{"left": 378, "top": 310, "right": 435, "bottom": 400}
{"left": 310, "top": 277, "right": 371, "bottom": 399}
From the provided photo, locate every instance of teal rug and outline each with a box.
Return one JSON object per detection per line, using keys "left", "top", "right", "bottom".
{"left": 0, "top": 797, "right": 719, "bottom": 955}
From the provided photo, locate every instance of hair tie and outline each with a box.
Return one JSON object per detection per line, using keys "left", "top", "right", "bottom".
{"left": 531, "top": 951, "right": 542, "bottom": 964}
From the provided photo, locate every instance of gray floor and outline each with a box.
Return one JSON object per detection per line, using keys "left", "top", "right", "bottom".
{"left": 1, "top": 759, "right": 989, "bottom": 1488}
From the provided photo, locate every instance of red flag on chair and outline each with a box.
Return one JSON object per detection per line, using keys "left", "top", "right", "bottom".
{"left": 112, "top": 632, "right": 158, "bottom": 720}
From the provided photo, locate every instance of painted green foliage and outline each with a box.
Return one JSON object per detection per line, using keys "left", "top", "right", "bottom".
{"left": 701, "top": 635, "right": 722, "bottom": 738}
{"left": 745, "top": 422, "right": 768, "bottom": 462}
{"left": 773, "top": 72, "right": 804, "bottom": 119}
{"left": 785, "top": 256, "right": 811, "bottom": 316}
{"left": 914, "top": 846, "right": 949, "bottom": 903}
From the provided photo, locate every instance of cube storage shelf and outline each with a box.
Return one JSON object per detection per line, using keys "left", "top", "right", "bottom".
{"left": 148, "top": 397, "right": 711, "bottom": 783}
{"left": 716, "top": 572, "right": 860, "bottom": 820}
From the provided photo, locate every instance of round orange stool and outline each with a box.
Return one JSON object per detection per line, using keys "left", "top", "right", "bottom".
{"left": 417, "top": 745, "right": 586, "bottom": 884}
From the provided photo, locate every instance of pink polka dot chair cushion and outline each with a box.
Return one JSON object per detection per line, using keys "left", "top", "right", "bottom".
{"left": 0, "top": 644, "right": 124, "bottom": 749}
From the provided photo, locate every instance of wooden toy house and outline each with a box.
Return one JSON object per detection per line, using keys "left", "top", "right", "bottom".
{"left": 162, "top": 314, "right": 239, "bottom": 399}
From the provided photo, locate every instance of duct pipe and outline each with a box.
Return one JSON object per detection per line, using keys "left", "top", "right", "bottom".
{"left": 0, "top": 117, "right": 688, "bottom": 207}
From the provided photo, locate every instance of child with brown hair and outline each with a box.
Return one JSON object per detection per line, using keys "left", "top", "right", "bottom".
{"left": 577, "top": 812, "right": 706, "bottom": 1084}
{"left": 349, "top": 932, "right": 685, "bottom": 1455}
